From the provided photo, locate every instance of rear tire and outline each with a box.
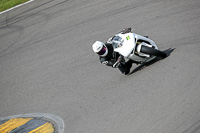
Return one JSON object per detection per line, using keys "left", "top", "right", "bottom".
{"left": 141, "top": 46, "right": 167, "bottom": 58}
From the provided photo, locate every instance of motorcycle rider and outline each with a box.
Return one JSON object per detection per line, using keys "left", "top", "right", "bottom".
{"left": 92, "top": 28, "right": 134, "bottom": 75}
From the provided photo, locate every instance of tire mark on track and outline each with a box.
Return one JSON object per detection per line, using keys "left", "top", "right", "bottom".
{"left": 0, "top": 0, "right": 69, "bottom": 29}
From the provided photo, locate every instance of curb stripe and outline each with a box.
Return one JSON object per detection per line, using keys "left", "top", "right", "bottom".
{"left": 9, "top": 118, "right": 47, "bottom": 133}
{"left": 0, "top": 113, "right": 64, "bottom": 132}
{"left": 0, "top": 118, "right": 32, "bottom": 132}
{"left": 0, "top": 119, "right": 9, "bottom": 125}
{"left": 0, "top": 0, "right": 34, "bottom": 15}
{"left": 29, "top": 122, "right": 54, "bottom": 133}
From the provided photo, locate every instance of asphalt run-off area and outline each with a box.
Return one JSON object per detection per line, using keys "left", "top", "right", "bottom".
{"left": 0, "top": 0, "right": 200, "bottom": 133}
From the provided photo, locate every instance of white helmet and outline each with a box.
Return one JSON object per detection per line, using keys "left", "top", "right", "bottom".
{"left": 92, "top": 41, "right": 108, "bottom": 57}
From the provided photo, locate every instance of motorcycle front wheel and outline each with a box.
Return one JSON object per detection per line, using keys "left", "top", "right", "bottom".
{"left": 141, "top": 46, "right": 167, "bottom": 58}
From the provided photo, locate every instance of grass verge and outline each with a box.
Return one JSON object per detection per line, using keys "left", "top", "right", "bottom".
{"left": 0, "top": 0, "right": 30, "bottom": 12}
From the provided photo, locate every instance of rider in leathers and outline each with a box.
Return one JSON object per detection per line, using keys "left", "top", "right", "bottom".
{"left": 92, "top": 28, "right": 134, "bottom": 75}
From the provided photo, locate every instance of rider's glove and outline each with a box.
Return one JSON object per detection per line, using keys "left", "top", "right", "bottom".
{"left": 122, "top": 28, "right": 131, "bottom": 34}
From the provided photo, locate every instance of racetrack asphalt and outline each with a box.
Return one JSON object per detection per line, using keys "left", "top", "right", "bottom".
{"left": 0, "top": 0, "right": 200, "bottom": 133}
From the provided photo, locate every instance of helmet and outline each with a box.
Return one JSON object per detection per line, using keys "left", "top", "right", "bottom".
{"left": 92, "top": 41, "right": 108, "bottom": 57}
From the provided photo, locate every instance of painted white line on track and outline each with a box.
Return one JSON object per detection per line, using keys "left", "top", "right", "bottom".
{"left": 0, "top": 0, "right": 34, "bottom": 15}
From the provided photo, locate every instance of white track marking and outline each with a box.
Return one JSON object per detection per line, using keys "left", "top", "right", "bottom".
{"left": 0, "top": 0, "right": 34, "bottom": 15}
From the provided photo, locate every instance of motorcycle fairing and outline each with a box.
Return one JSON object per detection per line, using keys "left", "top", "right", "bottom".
{"left": 113, "top": 32, "right": 158, "bottom": 63}
{"left": 113, "top": 33, "right": 135, "bottom": 58}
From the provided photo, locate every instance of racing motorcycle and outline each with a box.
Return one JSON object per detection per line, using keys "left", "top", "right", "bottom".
{"left": 111, "top": 30, "right": 167, "bottom": 64}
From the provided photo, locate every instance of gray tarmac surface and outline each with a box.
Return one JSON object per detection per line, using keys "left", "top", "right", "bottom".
{"left": 0, "top": 0, "right": 200, "bottom": 132}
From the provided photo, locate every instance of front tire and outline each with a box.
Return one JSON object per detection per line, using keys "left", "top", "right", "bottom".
{"left": 141, "top": 46, "right": 167, "bottom": 58}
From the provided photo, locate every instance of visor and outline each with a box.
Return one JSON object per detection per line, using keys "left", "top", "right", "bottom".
{"left": 97, "top": 45, "right": 107, "bottom": 55}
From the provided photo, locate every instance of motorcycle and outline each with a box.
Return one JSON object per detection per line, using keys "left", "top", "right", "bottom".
{"left": 111, "top": 31, "right": 167, "bottom": 64}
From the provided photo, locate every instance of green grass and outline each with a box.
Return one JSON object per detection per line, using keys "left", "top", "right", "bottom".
{"left": 0, "top": 0, "right": 29, "bottom": 12}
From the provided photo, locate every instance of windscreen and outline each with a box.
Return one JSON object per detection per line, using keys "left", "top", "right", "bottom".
{"left": 112, "top": 36, "right": 124, "bottom": 48}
